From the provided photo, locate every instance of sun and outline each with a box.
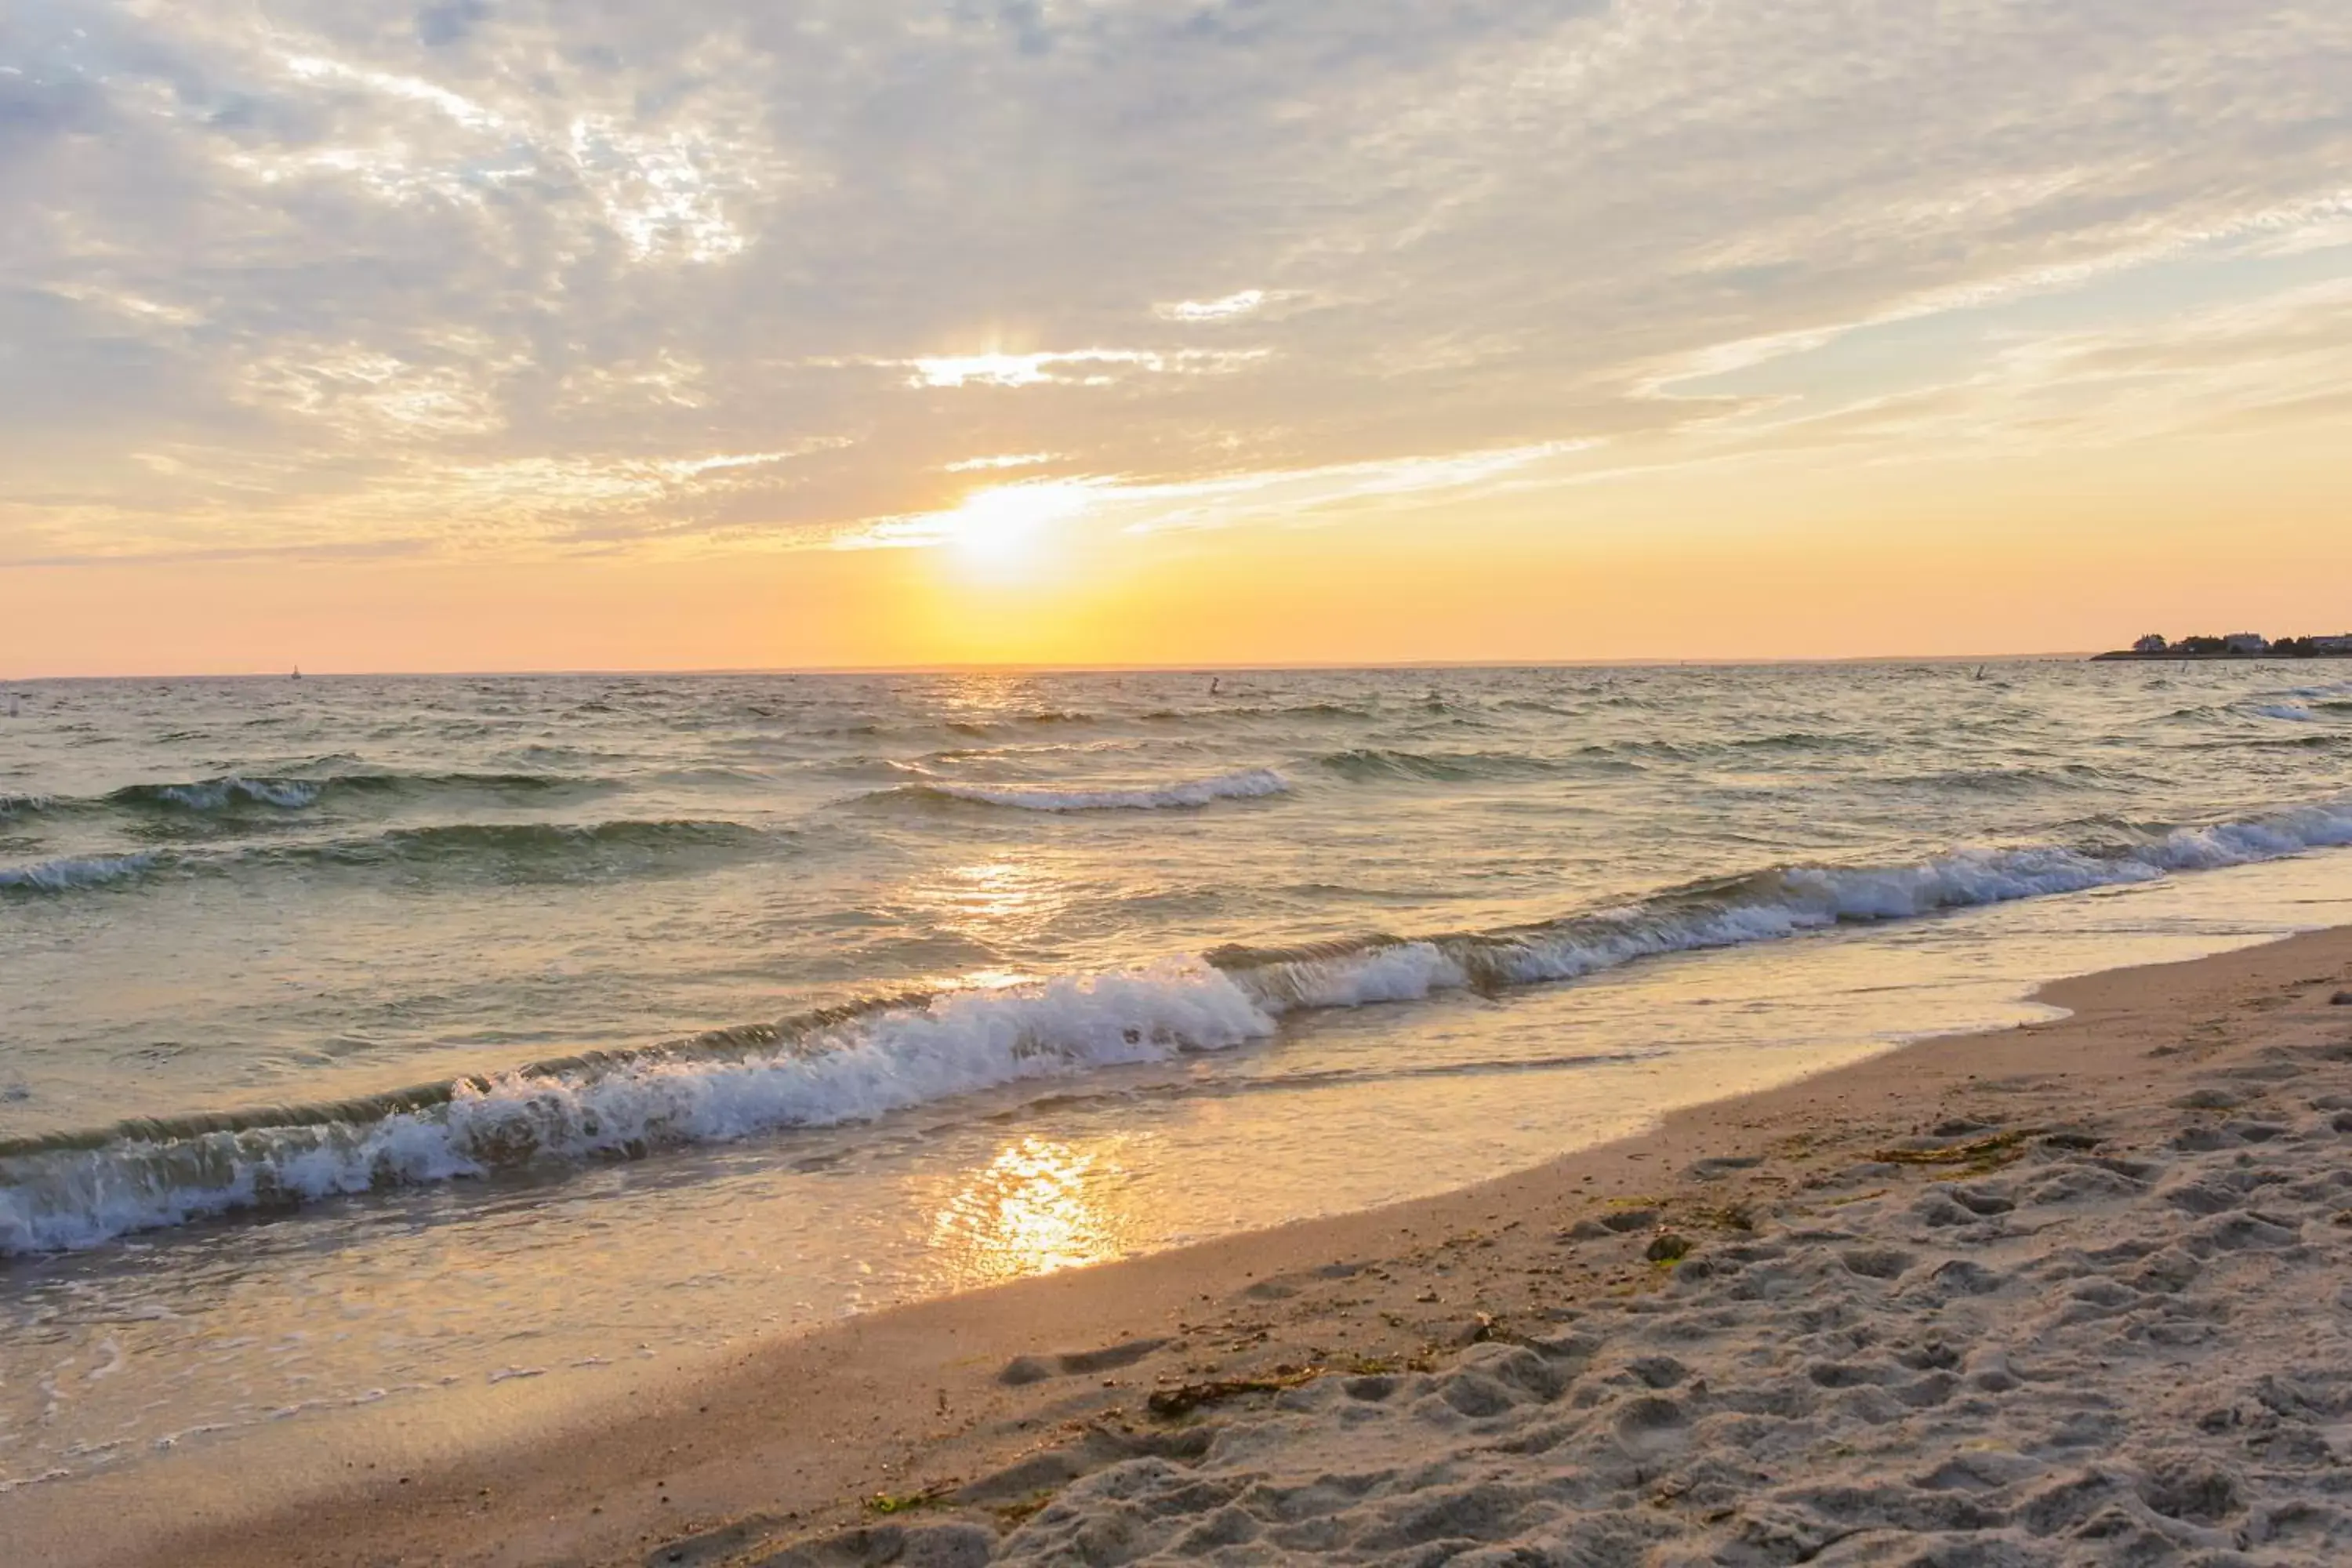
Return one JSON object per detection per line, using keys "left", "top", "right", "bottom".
{"left": 942, "top": 479, "right": 1094, "bottom": 580}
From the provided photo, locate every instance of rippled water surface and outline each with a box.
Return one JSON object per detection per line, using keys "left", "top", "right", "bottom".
{"left": 3, "top": 662, "right": 2350, "bottom": 1490}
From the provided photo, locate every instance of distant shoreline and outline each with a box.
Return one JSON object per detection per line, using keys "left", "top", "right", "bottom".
{"left": 2089, "top": 649, "right": 2352, "bottom": 662}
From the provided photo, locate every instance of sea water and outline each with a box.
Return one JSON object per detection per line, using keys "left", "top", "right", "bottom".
{"left": 2, "top": 662, "right": 2350, "bottom": 1490}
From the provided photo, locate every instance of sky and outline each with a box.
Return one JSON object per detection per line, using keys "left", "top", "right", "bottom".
{"left": 5, "top": 0, "right": 2352, "bottom": 675}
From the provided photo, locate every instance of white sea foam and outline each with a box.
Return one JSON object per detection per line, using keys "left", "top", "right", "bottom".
{"left": 0, "top": 961, "right": 1276, "bottom": 1254}
{"left": 924, "top": 767, "right": 1290, "bottom": 811}
{"left": 154, "top": 777, "right": 323, "bottom": 810}
{"left": 2249, "top": 702, "right": 2317, "bottom": 722}
{"left": 1227, "top": 799, "right": 2352, "bottom": 1009}
{"left": 0, "top": 852, "right": 158, "bottom": 893}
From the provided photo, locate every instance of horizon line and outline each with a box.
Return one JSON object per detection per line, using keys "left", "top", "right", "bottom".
{"left": 4, "top": 652, "right": 2105, "bottom": 682}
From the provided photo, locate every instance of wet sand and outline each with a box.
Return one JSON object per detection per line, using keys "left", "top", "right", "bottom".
{"left": 24, "top": 927, "right": 2352, "bottom": 1566}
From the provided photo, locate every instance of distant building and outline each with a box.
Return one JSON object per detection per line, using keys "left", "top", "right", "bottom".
{"left": 2132, "top": 633, "right": 2169, "bottom": 653}
{"left": 2312, "top": 634, "right": 2352, "bottom": 654}
{"left": 2223, "top": 632, "right": 2269, "bottom": 654}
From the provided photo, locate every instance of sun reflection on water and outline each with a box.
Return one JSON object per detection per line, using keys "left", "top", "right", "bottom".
{"left": 899, "top": 855, "right": 1069, "bottom": 990}
{"left": 924, "top": 1136, "right": 1134, "bottom": 1289}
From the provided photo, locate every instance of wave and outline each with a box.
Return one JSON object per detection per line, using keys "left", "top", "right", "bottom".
{"left": 944, "top": 710, "right": 1096, "bottom": 737}
{"left": 1194, "top": 702, "right": 1376, "bottom": 724}
{"left": 0, "top": 967, "right": 1274, "bottom": 1254}
{"left": 114, "top": 776, "right": 326, "bottom": 811}
{"left": 1209, "top": 794, "right": 2352, "bottom": 1011}
{"left": 0, "top": 820, "right": 766, "bottom": 896}
{"left": 1730, "top": 731, "right": 1865, "bottom": 753}
{"left": 7, "top": 791, "right": 2350, "bottom": 1253}
{"left": 2190, "top": 733, "right": 2347, "bottom": 751}
{"left": 300, "top": 819, "right": 762, "bottom": 866}
{"left": 1881, "top": 764, "right": 2115, "bottom": 793}
{"left": 97, "top": 771, "right": 607, "bottom": 815}
{"left": 882, "top": 768, "right": 1290, "bottom": 813}
{"left": 1315, "top": 749, "right": 1566, "bottom": 784}
{"left": 0, "top": 772, "right": 632, "bottom": 846}
{"left": 2249, "top": 704, "right": 2317, "bottom": 723}
{"left": 1131, "top": 701, "right": 1381, "bottom": 726}
{"left": 0, "top": 773, "right": 630, "bottom": 828}
{"left": 0, "top": 852, "right": 159, "bottom": 893}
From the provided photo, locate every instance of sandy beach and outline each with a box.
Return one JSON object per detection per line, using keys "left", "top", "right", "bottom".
{"left": 14, "top": 924, "right": 2347, "bottom": 1566}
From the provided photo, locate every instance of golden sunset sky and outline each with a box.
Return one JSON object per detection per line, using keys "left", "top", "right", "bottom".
{"left": 5, "top": 2, "right": 2352, "bottom": 674}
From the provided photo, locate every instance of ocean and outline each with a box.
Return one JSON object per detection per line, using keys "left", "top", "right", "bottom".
{"left": 4, "top": 661, "right": 2350, "bottom": 1491}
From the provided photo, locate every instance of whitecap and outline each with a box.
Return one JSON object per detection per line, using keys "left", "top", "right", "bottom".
{"left": 0, "top": 852, "right": 158, "bottom": 893}
{"left": 918, "top": 767, "right": 1290, "bottom": 812}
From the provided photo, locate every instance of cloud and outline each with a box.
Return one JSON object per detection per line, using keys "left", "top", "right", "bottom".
{"left": 2, "top": 0, "right": 2350, "bottom": 566}
{"left": 830, "top": 440, "right": 1585, "bottom": 553}
{"left": 946, "top": 452, "right": 1059, "bottom": 471}
{"left": 1154, "top": 289, "right": 1290, "bottom": 322}
{"left": 890, "top": 349, "right": 1271, "bottom": 389}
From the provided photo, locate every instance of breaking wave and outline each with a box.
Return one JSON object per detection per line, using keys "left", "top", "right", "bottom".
{"left": 0, "top": 852, "right": 159, "bottom": 894}
{"left": 85, "top": 771, "right": 611, "bottom": 816}
{"left": 111, "top": 776, "right": 325, "bottom": 811}
{"left": 7, "top": 790, "right": 2351, "bottom": 1254}
{"left": 884, "top": 768, "right": 1290, "bottom": 812}
{"left": 0, "top": 966, "right": 1274, "bottom": 1254}
{"left": 1215, "top": 796, "right": 2352, "bottom": 1011}
{"left": 0, "top": 820, "right": 768, "bottom": 895}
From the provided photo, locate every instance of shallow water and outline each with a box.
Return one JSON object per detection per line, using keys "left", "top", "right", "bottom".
{"left": 2, "top": 662, "right": 2350, "bottom": 1490}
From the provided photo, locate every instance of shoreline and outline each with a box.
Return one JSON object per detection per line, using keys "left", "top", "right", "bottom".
{"left": 2088, "top": 652, "right": 2352, "bottom": 662}
{"left": 20, "top": 922, "right": 2352, "bottom": 1566}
